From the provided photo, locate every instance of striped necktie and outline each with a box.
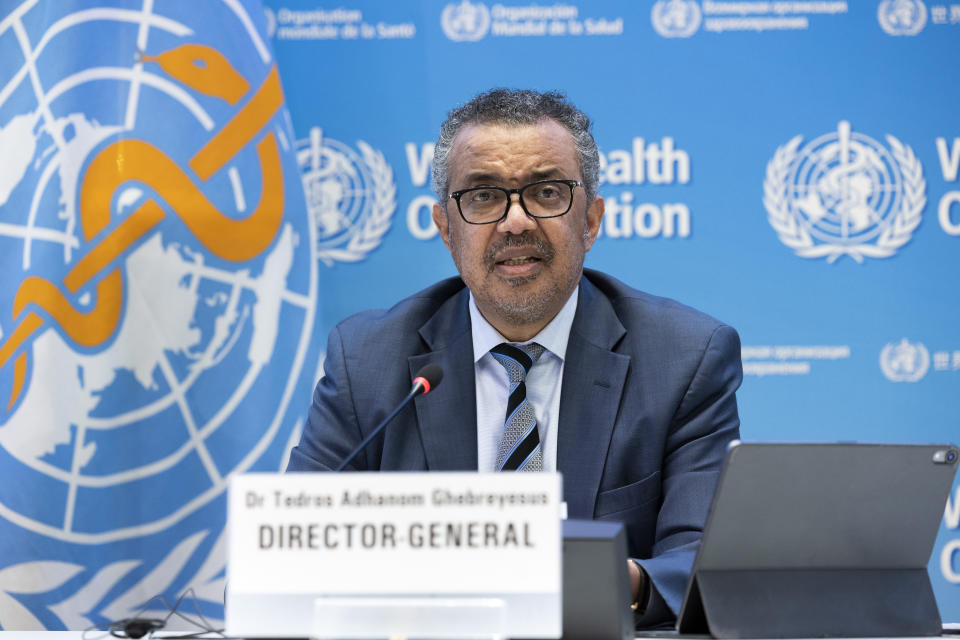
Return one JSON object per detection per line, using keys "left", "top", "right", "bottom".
{"left": 490, "top": 342, "right": 545, "bottom": 472}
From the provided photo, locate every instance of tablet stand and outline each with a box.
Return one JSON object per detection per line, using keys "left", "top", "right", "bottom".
{"left": 680, "top": 567, "right": 942, "bottom": 638}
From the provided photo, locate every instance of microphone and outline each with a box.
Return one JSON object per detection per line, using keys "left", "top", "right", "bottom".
{"left": 335, "top": 364, "right": 443, "bottom": 471}
{"left": 411, "top": 363, "right": 442, "bottom": 395}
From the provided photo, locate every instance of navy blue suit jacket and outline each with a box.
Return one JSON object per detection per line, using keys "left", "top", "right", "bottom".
{"left": 288, "top": 269, "right": 742, "bottom": 621}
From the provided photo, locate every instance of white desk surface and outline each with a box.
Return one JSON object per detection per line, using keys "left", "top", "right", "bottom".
{"left": 0, "top": 633, "right": 956, "bottom": 639}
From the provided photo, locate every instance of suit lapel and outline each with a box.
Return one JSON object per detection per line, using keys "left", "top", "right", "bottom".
{"left": 557, "top": 276, "right": 629, "bottom": 519}
{"left": 409, "top": 288, "right": 478, "bottom": 471}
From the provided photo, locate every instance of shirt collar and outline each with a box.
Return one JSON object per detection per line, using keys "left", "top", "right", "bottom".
{"left": 469, "top": 285, "right": 579, "bottom": 363}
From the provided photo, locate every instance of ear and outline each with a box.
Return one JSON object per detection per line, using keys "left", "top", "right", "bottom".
{"left": 583, "top": 195, "right": 604, "bottom": 252}
{"left": 433, "top": 202, "right": 452, "bottom": 251}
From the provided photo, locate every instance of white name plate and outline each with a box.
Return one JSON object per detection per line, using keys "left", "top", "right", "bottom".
{"left": 227, "top": 472, "right": 562, "bottom": 638}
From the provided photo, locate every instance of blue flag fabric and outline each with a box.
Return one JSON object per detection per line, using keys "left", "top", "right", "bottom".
{"left": 0, "top": 0, "right": 320, "bottom": 630}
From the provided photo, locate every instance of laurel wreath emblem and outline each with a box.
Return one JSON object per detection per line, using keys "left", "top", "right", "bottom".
{"left": 763, "top": 133, "right": 925, "bottom": 263}
{"left": 315, "top": 140, "right": 396, "bottom": 266}
{"left": 0, "top": 530, "right": 224, "bottom": 630}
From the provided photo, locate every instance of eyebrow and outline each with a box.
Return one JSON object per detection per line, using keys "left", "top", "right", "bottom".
{"left": 459, "top": 168, "right": 566, "bottom": 186}
{"left": 460, "top": 172, "right": 501, "bottom": 186}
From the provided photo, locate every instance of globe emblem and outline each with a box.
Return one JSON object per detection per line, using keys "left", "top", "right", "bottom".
{"left": 878, "top": 0, "right": 927, "bottom": 36}
{"left": 764, "top": 121, "right": 925, "bottom": 263}
{"left": 0, "top": 2, "right": 319, "bottom": 546}
{"left": 790, "top": 124, "right": 901, "bottom": 244}
{"left": 297, "top": 127, "right": 395, "bottom": 265}
{"left": 880, "top": 338, "right": 930, "bottom": 382}
{"left": 441, "top": 0, "right": 492, "bottom": 42}
{"left": 651, "top": 0, "right": 702, "bottom": 38}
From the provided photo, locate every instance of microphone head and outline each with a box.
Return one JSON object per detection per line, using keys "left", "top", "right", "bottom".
{"left": 414, "top": 364, "right": 444, "bottom": 394}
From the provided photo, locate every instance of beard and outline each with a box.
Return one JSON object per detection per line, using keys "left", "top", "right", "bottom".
{"left": 475, "top": 231, "right": 580, "bottom": 328}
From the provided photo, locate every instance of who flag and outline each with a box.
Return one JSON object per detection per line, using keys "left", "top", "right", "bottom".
{"left": 0, "top": 0, "right": 322, "bottom": 630}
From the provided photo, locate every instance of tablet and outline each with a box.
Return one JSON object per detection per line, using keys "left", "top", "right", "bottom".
{"left": 677, "top": 442, "right": 959, "bottom": 637}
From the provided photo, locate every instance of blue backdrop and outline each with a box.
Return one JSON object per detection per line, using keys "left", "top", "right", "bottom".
{"left": 0, "top": 0, "right": 957, "bottom": 629}
{"left": 263, "top": 0, "right": 960, "bottom": 621}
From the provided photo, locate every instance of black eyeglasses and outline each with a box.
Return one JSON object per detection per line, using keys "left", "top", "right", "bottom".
{"left": 448, "top": 179, "right": 584, "bottom": 225}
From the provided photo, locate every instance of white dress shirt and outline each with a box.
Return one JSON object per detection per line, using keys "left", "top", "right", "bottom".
{"left": 469, "top": 287, "right": 579, "bottom": 472}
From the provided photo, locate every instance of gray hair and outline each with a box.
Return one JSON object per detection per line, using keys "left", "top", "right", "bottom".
{"left": 431, "top": 88, "right": 601, "bottom": 206}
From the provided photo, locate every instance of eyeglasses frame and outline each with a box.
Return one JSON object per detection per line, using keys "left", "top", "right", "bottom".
{"left": 447, "top": 179, "right": 584, "bottom": 225}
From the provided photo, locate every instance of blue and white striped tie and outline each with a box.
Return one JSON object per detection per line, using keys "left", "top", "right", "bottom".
{"left": 490, "top": 342, "right": 545, "bottom": 472}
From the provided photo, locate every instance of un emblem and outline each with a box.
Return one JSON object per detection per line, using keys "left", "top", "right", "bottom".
{"left": 880, "top": 339, "right": 930, "bottom": 382}
{"left": 297, "top": 127, "right": 396, "bottom": 265}
{"left": 651, "top": 0, "right": 702, "bottom": 38}
{"left": 0, "top": 1, "right": 321, "bottom": 628}
{"left": 764, "top": 121, "right": 925, "bottom": 263}
{"left": 877, "top": 0, "right": 927, "bottom": 36}
{"left": 441, "top": 0, "right": 491, "bottom": 41}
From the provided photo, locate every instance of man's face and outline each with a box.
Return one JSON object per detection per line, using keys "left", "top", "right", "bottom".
{"left": 432, "top": 119, "right": 604, "bottom": 341}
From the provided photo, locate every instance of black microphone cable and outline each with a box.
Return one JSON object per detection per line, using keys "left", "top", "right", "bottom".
{"left": 83, "top": 587, "right": 228, "bottom": 639}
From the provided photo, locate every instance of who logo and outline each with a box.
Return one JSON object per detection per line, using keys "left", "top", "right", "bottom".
{"left": 651, "top": 0, "right": 702, "bottom": 38}
{"left": 0, "top": 1, "right": 321, "bottom": 629}
{"left": 296, "top": 127, "right": 396, "bottom": 266}
{"left": 441, "top": 0, "right": 491, "bottom": 41}
{"left": 877, "top": 0, "right": 928, "bottom": 36}
{"left": 880, "top": 339, "right": 930, "bottom": 382}
{"left": 764, "top": 121, "right": 926, "bottom": 263}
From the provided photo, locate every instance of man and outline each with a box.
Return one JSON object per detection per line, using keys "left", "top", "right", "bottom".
{"left": 288, "top": 89, "right": 742, "bottom": 626}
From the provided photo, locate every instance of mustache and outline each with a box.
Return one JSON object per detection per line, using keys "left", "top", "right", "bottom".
{"left": 483, "top": 233, "right": 555, "bottom": 271}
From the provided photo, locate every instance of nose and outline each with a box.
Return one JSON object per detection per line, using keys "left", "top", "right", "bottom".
{"left": 496, "top": 193, "right": 537, "bottom": 235}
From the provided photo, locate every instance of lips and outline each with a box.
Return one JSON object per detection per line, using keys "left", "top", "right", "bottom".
{"left": 498, "top": 257, "right": 540, "bottom": 266}
{"left": 484, "top": 234, "right": 554, "bottom": 274}
{"left": 489, "top": 248, "right": 544, "bottom": 279}
{"left": 494, "top": 248, "right": 543, "bottom": 266}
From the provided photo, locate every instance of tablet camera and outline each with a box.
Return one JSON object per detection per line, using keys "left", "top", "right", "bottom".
{"left": 933, "top": 449, "right": 958, "bottom": 465}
